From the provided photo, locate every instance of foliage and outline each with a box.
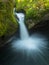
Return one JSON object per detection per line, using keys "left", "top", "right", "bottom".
{"left": 0, "top": 1, "right": 18, "bottom": 37}
{"left": 16, "top": 0, "right": 49, "bottom": 23}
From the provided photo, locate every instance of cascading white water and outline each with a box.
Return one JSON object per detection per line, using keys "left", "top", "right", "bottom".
{"left": 9, "top": 9, "right": 48, "bottom": 65}
{"left": 12, "top": 8, "right": 47, "bottom": 58}
{"left": 16, "top": 13, "right": 29, "bottom": 39}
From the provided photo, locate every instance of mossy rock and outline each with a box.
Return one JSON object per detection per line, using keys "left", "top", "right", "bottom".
{"left": 0, "top": 1, "right": 18, "bottom": 37}
{"left": 15, "top": 0, "right": 49, "bottom": 29}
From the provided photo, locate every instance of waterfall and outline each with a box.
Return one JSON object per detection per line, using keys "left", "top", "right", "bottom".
{"left": 12, "top": 8, "right": 47, "bottom": 57}
{"left": 15, "top": 13, "right": 29, "bottom": 40}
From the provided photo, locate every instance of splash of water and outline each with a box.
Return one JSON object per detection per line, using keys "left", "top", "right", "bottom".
{"left": 10, "top": 8, "right": 49, "bottom": 65}
{"left": 12, "top": 10, "right": 47, "bottom": 55}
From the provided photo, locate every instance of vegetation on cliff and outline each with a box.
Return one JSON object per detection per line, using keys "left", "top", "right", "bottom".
{"left": 0, "top": 0, "right": 18, "bottom": 37}
{"left": 16, "top": 0, "right": 49, "bottom": 28}
{"left": 0, "top": 0, "right": 49, "bottom": 37}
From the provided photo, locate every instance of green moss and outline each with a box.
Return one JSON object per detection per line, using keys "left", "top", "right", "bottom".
{"left": 0, "top": 1, "right": 18, "bottom": 37}
{"left": 15, "top": 0, "right": 49, "bottom": 29}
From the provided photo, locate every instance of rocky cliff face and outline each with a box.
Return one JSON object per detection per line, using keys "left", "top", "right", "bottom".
{"left": 29, "top": 14, "right": 49, "bottom": 36}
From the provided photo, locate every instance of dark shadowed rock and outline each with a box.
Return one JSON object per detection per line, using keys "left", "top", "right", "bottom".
{"left": 29, "top": 14, "right": 49, "bottom": 36}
